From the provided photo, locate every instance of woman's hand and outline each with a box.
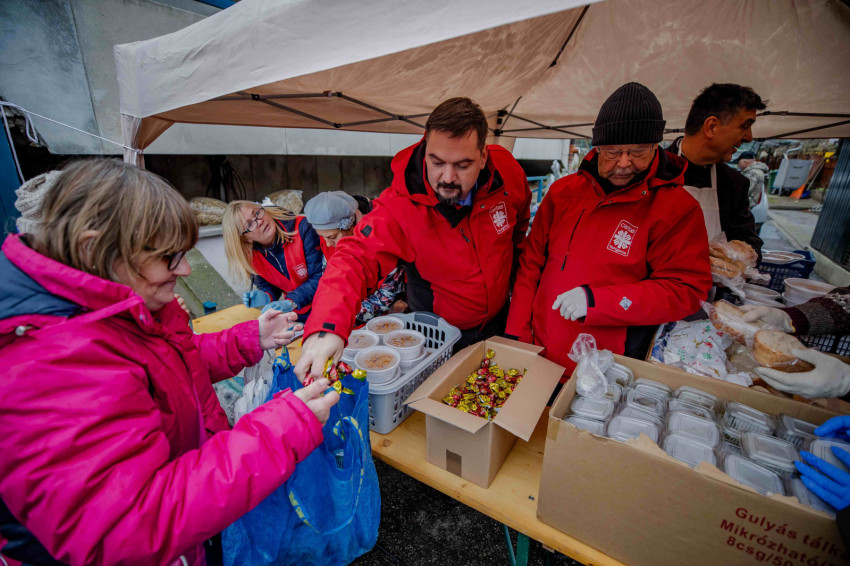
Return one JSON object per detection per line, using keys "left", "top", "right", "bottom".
{"left": 258, "top": 309, "right": 302, "bottom": 350}
{"left": 292, "top": 378, "right": 340, "bottom": 425}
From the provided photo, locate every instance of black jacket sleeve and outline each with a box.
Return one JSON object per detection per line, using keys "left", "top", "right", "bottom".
{"left": 718, "top": 164, "right": 764, "bottom": 259}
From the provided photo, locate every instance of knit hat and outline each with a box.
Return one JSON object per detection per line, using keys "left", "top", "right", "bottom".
{"left": 15, "top": 170, "right": 62, "bottom": 236}
{"left": 737, "top": 151, "right": 756, "bottom": 162}
{"left": 303, "top": 190, "right": 358, "bottom": 230}
{"left": 591, "top": 82, "right": 666, "bottom": 146}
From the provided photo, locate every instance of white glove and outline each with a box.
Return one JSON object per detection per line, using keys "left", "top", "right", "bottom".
{"left": 552, "top": 287, "right": 588, "bottom": 321}
{"left": 754, "top": 348, "right": 850, "bottom": 399}
{"left": 740, "top": 305, "right": 794, "bottom": 333}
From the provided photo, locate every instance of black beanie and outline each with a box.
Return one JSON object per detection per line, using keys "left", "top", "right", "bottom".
{"left": 591, "top": 82, "right": 666, "bottom": 146}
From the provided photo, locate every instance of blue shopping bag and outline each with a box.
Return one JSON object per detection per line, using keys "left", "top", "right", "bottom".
{"left": 222, "top": 348, "right": 381, "bottom": 565}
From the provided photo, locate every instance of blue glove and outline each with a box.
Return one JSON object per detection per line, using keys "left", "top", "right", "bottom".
{"left": 796, "top": 449, "right": 850, "bottom": 511}
{"left": 261, "top": 299, "right": 298, "bottom": 314}
{"left": 243, "top": 290, "right": 271, "bottom": 309}
{"left": 816, "top": 416, "right": 850, "bottom": 443}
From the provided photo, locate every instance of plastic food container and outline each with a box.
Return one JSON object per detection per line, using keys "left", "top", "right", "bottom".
{"left": 809, "top": 438, "right": 850, "bottom": 473}
{"left": 383, "top": 329, "right": 426, "bottom": 361}
{"left": 617, "top": 406, "right": 664, "bottom": 426}
{"left": 667, "top": 411, "right": 720, "bottom": 448}
{"left": 342, "top": 329, "right": 380, "bottom": 362}
{"left": 663, "top": 433, "right": 717, "bottom": 468}
{"left": 720, "top": 441, "right": 742, "bottom": 456}
{"left": 674, "top": 385, "right": 720, "bottom": 412}
{"left": 667, "top": 398, "right": 714, "bottom": 421}
{"left": 775, "top": 414, "right": 818, "bottom": 448}
{"left": 623, "top": 387, "right": 666, "bottom": 417}
{"left": 633, "top": 378, "right": 672, "bottom": 401}
{"left": 723, "top": 453, "right": 785, "bottom": 496}
{"left": 366, "top": 315, "right": 405, "bottom": 341}
{"left": 786, "top": 476, "right": 835, "bottom": 517}
{"left": 399, "top": 347, "right": 428, "bottom": 372}
{"left": 719, "top": 420, "right": 743, "bottom": 447}
{"left": 739, "top": 432, "right": 799, "bottom": 477}
{"left": 743, "top": 283, "right": 782, "bottom": 300}
{"left": 722, "top": 402, "right": 776, "bottom": 435}
{"left": 354, "top": 346, "right": 401, "bottom": 384}
{"left": 606, "top": 415, "right": 661, "bottom": 444}
{"left": 604, "top": 382, "right": 624, "bottom": 403}
{"left": 565, "top": 415, "right": 607, "bottom": 436}
{"left": 569, "top": 396, "right": 615, "bottom": 422}
{"left": 604, "top": 363, "right": 634, "bottom": 388}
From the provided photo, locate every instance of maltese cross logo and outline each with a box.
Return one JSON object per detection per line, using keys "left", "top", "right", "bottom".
{"left": 295, "top": 264, "right": 308, "bottom": 278}
{"left": 607, "top": 220, "right": 638, "bottom": 257}
{"left": 489, "top": 202, "right": 510, "bottom": 234}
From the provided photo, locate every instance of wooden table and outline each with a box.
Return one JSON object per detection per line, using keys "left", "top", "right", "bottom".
{"left": 194, "top": 306, "right": 622, "bottom": 566}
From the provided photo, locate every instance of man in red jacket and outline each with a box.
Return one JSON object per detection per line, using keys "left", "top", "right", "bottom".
{"left": 296, "top": 97, "right": 531, "bottom": 379}
{"left": 506, "top": 82, "right": 712, "bottom": 378}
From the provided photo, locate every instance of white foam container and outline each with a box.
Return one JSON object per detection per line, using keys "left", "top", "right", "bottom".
{"left": 383, "top": 329, "right": 426, "bottom": 361}
{"left": 342, "top": 329, "right": 380, "bottom": 363}
{"left": 355, "top": 346, "right": 401, "bottom": 385}
{"left": 366, "top": 315, "right": 406, "bottom": 342}
{"left": 743, "top": 283, "right": 781, "bottom": 300}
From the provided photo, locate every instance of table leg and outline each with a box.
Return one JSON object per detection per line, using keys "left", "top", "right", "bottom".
{"left": 502, "top": 524, "right": 531, "bottom": 566}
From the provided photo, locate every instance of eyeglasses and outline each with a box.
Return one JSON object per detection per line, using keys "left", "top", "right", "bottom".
{"left": 163, "top": 250, "right": 187, "bottom": 271}
{"left": 242, "top": 207, "right": 265, "bottom": 235}
{"left": 598, "top": 146, "right": 657, "bottom": 160}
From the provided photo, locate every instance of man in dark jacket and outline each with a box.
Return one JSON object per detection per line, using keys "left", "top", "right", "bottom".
{"left": 295, "top": 97, "right": 532, "bottom": 379}
{"left": 666, "top": 83, "right": 766, "bottom": 257}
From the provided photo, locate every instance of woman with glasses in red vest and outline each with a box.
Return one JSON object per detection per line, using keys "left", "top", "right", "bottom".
{"left": 223, "top": 201, "right": 324, "bottom": 322}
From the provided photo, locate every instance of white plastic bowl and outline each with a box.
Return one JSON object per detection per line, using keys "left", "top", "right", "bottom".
{"left": 354, "top": 346, "right": 401, "bottom": 384}
{"left": 343, "top": 329, "right": 380, "bottom": 362}
{"left": 383, "top": 329, "right": 426, "bottom": 361}
{"left": 365, "top": 316, "right": 405, "bottom": 342}
{"left": 743, "top": 295, "right": 784, "bottom": 308}
{"left": 743, "top": 284, "right": 781, "bottom": 300}
{"left": 399, "top": 347, "right": 428, "bottom": 371}
{"left": 784, "top": 278, "right": 835, "bottom": 301}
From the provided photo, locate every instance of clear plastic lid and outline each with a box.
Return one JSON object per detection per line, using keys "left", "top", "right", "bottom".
{"left": 722, "top": 402, "right": 776, "bottom": 435}
{"left": 739, "top": 432, "right": 799, "bottom": 474}
{"left": 604, "top": 382, "right": 624, "bottom": 403}
{"left": 786, "top": 476, "right": 835, "bottom": 517}
{"left": 623, "top": 387, "right": 666, "bottom": 417}
{"left": 723, "top": 453, "right": 785, "bottom": 496}
{"left": 617, "top": 405, "right": 664, "bottom": 426}
{"left": 604, "top": 364, "right": 634, "bottom": 388}
{"left": 566, "top": 415, "right": 607, "bottom": 436}
{"left": 667, "top": 411, "right": 720, "bottom": 447}
{"left": 674, "top": 385, "right": 720, "bottom": 411}
{"left": 775, "top": 414, "right": 818, "bottom": 448}
{"left": 663, "top": 433, "right": 717, "bottom": 468}
{"left": 719, "top": 420, "right": 743, "bottom": 446}
{"left": 721, "top": 441, "right": 742, "bottom": 457}
{"left": 634, "top": 378, "right": 672, "bottom": 400}
{"left": 667, "top": 398, "right": 714, "bottom": 421}
{"left": 569, "top": 396, "right": 615, "bottom": 422}
{"left": 606, "top": 415, "right": 661, "bottom": 444}
{"left": 809, "top": 439, "right": 850, "bottom": 473}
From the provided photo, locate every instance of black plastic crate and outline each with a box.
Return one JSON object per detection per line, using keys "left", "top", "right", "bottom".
{"left": 798, "top": 333, "right": 850, "bottom": 357}
{"left": 757, "top": 249, "right": 816, "bottom": 293}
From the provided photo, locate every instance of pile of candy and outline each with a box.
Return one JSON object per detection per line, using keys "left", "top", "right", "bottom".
{"left": 442, "top": 349, "right": 524, "bottom": 420}
{"left": 304, "top": 359, "right": 366, "bottom": 395}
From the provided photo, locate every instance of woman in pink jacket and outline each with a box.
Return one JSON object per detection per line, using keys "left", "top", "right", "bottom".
{"left": 0, "top": 160, "right": 339, "bottom": 566}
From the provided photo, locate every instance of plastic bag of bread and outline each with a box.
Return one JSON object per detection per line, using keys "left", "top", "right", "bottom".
{"left": 705, "top": 300, "right": 783, "bottom": 348}
{"left": 708, "top": 237, "right": 757, "bottom": 298}
{"left": 263, "top": 190, "right": 304, "bottom": 214}
{"left": 190, "top": 197, "right": 227, "bottom": 226}
{"left": 752, "top": 330, "right": 815, "bottom": 373}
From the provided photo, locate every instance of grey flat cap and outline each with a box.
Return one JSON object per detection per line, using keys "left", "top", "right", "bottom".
{"left": 304, "top": 190, "right": 358, "bottom": 230}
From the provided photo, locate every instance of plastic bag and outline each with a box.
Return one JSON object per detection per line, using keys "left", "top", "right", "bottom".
{"left": 708, "top": 236, "right": 758, "bottom": 299}
{"left": 233, "top": 349, "right": 276, "bottom": 424}
{"left": 223, "top": 347, "right": 380, "bottom": 566}
{"left": 189, "top": 196, "right": 227, "bottom": 225}
{"left": 568, "top": 334, "right": 610, "bottom": 398}
{"left": 703, "top": 300, "right": 783, "bottom": 349}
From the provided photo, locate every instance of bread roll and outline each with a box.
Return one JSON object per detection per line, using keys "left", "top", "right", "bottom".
{"left": 728, "top": 240, "right": 758, "bottom": 268}
{"left": 753, "top": 330, "right": 815, "bottom": 373}
{"left": 709, "top": 301, "right": 762, "bottom": 345}
{"left": 710, "top": 256, "right": 742, "bottom": 279}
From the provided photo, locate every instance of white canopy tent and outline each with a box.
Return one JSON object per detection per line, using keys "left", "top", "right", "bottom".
{"left": 115, "top": 0, "right": 850, "bottom": 166}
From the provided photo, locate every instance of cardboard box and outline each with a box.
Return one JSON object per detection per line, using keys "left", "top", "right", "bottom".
{"left": 537, "top": 355, "right": 850, "bottom": 566}
{"left": 406, "top": 337, "right": 563, "bottom": 488}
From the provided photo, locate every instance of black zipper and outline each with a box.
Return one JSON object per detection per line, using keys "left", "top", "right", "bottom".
{"left": 460, "top": 227, "right": 471, "bottom": 244}
{"left": 560, "top": 209, "right": 585, "bottom": 270}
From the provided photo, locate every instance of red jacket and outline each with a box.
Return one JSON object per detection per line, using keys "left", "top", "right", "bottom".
{"left": 506, "top": 149, "right": 711, "bottom": 375}
{"left": 305, "top": 139, "right": 531, "bottom": 340}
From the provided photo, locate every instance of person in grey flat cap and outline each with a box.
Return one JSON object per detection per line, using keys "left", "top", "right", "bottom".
{"left": 304, "top": 191, "right": 407, "bottom": 325}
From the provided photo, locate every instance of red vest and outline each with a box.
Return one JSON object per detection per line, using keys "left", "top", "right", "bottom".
{"left": 252, "top": 217, "right": 311, "bottom": 315}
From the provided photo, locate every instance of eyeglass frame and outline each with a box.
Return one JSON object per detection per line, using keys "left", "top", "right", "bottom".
{"left": 144, "top": 247, "right": 187, "bottom": 271}
{"left": 596, "top": 145, "right": 658, "bottom": 161}
{"left": 241, "top": 207, "right": 266, "bottom": 236}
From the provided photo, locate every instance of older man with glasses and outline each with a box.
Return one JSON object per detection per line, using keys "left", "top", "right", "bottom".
{"left": 506, "top": 82, "right": 712, "bottom": 383}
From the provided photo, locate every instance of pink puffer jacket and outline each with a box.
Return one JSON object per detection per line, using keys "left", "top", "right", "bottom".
{"left": 0, "top": 235, "right": 324, "bottom": 565}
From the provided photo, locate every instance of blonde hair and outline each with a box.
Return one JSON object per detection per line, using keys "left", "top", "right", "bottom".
{"left": 222, "top": 200, "right": 297, "bottom": 286}
{"left": 28, "top": 159, "right": 197, "bottom": 281}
